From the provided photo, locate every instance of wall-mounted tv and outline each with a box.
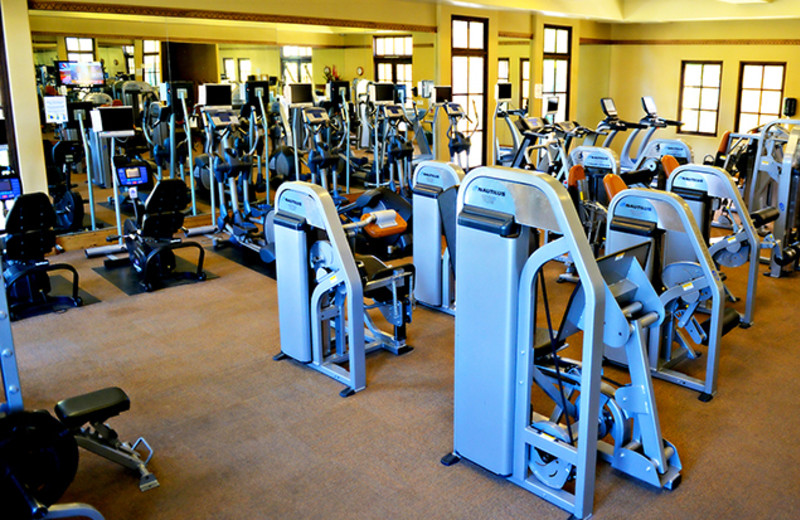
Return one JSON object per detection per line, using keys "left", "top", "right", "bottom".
{"left": 56, "top": 61, "right": 105, "bottom": 87}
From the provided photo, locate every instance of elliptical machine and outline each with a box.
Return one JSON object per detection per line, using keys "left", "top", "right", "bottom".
{"left": 492, "top": 82, "right": 527, "bottom": 166}
{"left": 619, "top": 96, "right": 689, "bottom": 171}
{"left": 198, "top": 84, "right": 275, "bottom": 264}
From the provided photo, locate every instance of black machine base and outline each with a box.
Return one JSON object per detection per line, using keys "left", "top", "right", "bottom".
{"left": 440, "top": 452, "right": 461, "bottom": 466}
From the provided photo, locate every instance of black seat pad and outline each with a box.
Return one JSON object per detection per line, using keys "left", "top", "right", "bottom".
{"left": 355, "top": 254, "right": 415, "bottom": 302}
{"left": 55, "top": 386, "right": 130, "bottom": 430}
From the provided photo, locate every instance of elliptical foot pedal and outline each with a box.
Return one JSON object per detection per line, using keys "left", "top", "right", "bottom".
{"left": 273, "top": 352, "right": 289, "bottom": 361}
{"left": 339, "top": 387, "right": 356, "bottom": 398}
{"left": 698, "top": 392, "right": 713, "bottom": 403}
{"left": 441, "top": 452, "right": 461, "bottom": 466}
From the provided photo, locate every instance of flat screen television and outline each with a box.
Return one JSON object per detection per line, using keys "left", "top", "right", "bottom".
{"left": 496, "top": 82, "right": 512, "bottom": 102}
{"left": 372, "top": 83, "right": 395, "bottom": 105}
{"left": 327, "top": 81, "right": 350, "bottom": 105}
{"left": 286, "top": 83, "right": 314, "bottom": 106}
{"left": 435, "top": 86, "right": 452, "bottom": 104}
{"left": 199, "top": 84, "right": 233, "bottom": 107}
{"left": 56, "top": 61, "right": 105, "bottom": 87}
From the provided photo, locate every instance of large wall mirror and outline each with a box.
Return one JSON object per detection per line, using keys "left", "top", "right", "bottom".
{"left": 27, "top": 7, "right": 437, "bottom": 237}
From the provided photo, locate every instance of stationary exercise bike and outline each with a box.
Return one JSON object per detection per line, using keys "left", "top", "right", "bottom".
{"left": 115, "top": 177, "right": 207, "bottom": 292}
{"left": 1, "top": 192, "right": 82, "bottom": 320}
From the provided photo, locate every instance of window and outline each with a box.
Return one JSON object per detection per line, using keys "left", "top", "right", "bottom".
{"left": 222, "top": 57, "right": 236, "bottom": 82}
{"left": 678, "top": 61, "right": 722, "bottom": 136}
{"left": 282, "top": 46, "right": 312, "bottom": 85}
{"left": 498, "top": 58, "right": 509, "bottom": 83}
{"left": 520, "top": 58, "right": 530, "bottom": 110}
{"left": 238, "top": 58, "right": 251, "bottom": 83}
{"left": 374, "top": 35, "right": 413, "bottom": 92}
{"left": 65, "top": 37, "right": 94, "bottom": 63}
{"left": 736, "top": 62, "right": 786, "bottom": 132}
{"left": 541, "top": 25, "right": 571, "bottom": 122}
{"left": 452, "top": 16, "right": 487, "bottom": 167}
{"left": 142, "top": 40, "right": 161, "bottom": 86}
{"left": 123, "top": 45, "right": 135, "bottom": 76}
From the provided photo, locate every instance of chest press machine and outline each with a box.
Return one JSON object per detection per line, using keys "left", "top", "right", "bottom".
{"left": 411, "top": 161, "right": 465, "bottom": 314}
{"left": 441, "top": 167, "right": 680, "bottom": 520}
{"left": 272, "top": 182, "right": 415, "bottom": 397}
{"left": 605, "top": 188, "right": 734, "bottom": 401}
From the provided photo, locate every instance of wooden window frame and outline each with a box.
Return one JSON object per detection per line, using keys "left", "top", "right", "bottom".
{"left": 677, "top": 60, "right": 723, "bottom": 137}
{"left": 734, "top": 61, "right": 787, "bottom": 133}
{"left": 451, "top": 14, "right": 489, "bottom": 166}
{"left": 541, "top": 25, "right": 571, "bottom": 121}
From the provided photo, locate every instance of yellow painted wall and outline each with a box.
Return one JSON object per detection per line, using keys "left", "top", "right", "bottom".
{"left": 218, "top": 44, "right": 280, "bottom": 81}
{"left": 342, "top": 35, "right": 373, "bottom": 83}
{"left": 97, "top": 45, "right": 127, "bottom": 77}
{"left": 312, "top": 48, "right": 345, "bottom": 85}
{"left": 33, "top": 49, "right": 58, "bottom": 66}
{"left": 606, "top": 18, "right": 800, "bottom": 159}
{"left": 575, "top": 44, "right": 611, "bottom": 129}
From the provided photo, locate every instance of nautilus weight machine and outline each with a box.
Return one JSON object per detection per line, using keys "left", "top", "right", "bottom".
{"left": 605, "top": 188, "right": 730, "bottom": 400}
{"left": 441, "top": 167, "right": 680, "bottom": 520}
{"left": 667, "top": 163, "right": 772, "bottom": 326}
{"left": 272, "top": 182, "right": 415, "bottom": 397}
{"left": 411, "top": 161, "right": 465, "bottom": 314}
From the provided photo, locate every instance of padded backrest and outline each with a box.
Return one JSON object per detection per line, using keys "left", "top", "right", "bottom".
{"left": 4, "top": 192, "right": 57, "bottom": 261}
{"left": 438, "top": 186, "right": 459, "bottom": 277}
{"left": 717, "top": 131, "right": 731, "bottom": 155}
{"left": 661, "top": 155, "right": 680, "bottom": 178}
{"left": 567, "top": 164, "right": 585, "bottom": 188}
{"left": 140, "top": 179, "right": 188, "bottom": 239}
{"left": 603, "top": 173, "right": 628, "bottom": 203}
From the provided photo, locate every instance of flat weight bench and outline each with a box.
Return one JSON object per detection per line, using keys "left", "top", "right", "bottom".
{"left": 55, "top": 387, "right": 159, "bottom": 492}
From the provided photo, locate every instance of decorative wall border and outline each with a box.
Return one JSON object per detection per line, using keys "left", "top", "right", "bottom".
{"left": 498, "top": 31, "right": 532, "bottom": 40}
{"left": 27, "top": 1, "right": 438, "bottom": 33}
{"left": 581, "top": 37, "right": 800, "bottom": 46}
{"left": 31, "top": 30, "right": 280, "bottom": 46}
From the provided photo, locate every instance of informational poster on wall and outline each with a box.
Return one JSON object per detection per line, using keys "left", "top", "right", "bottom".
{"left": 43, "top": 96, "right": 68, "bottom": 124}
{"left": 534, "top": 83, "right": 543, "bottom": 99}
